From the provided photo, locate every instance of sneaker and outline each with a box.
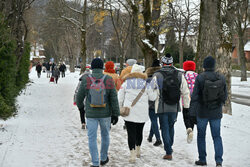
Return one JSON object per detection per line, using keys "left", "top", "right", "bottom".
{"left": 100, "top": 156, "right": 109, "bottom": 166}
{"left": 163, "top": 154, "right": 172, "bottom": 160}
{"left": 153, "top": 140, "right": 162, "bottom": 146}
{"left": 216, "top": 162, "right": 222, "bottom": 167}
{"left": 147, "top": 136, "right": 152, "bottom": 143}
{"left": 187, "top": 128, "right": 193, "bottom": 143}
{"left": 195, "top": 160, "right": 207, "bottom": 166}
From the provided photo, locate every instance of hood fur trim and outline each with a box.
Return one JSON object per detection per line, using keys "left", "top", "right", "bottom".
{"left": 145, "top": 67, "right": 161, "bottom": 77}
{"left": 123, "top": 72, "right": 148, "bottom": 81}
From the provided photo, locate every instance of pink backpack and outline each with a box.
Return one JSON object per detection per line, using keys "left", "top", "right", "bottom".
{"left": 184, "top": 72, "right": 198, "bottom": 95}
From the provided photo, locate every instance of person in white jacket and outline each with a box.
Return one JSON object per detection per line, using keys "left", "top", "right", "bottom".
{"left": 118, "top": 64, "right": 157, "bottom": 163}
{"left": 153, "top": 53, "right": 190, "bottom": 160}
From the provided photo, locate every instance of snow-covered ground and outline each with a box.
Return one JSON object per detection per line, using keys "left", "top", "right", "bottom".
{"left": 0, "top": 68, "right": 250, "bottom": 167}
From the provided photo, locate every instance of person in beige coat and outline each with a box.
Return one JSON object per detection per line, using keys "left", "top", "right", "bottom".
{"left": 118, "top": 64, "right": 158, "bottom": 163}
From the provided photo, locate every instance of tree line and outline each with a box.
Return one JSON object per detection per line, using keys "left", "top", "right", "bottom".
{"left": 0, "top": 0, "right": 34, "bottom": 119}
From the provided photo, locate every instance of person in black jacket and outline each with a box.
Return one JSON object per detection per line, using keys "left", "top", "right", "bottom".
{"left": 189, "top": 56, "right": 227, "bottom": 167}
{"left": 36, "top": 62, "right": 42, "bottom": 78}
{"left": 59, "top": 63, "right": 66, "bottom": 78}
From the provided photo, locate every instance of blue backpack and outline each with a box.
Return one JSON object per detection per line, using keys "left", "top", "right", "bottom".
{"left": 88, "top": 74, "right": 107, "bottom": 108}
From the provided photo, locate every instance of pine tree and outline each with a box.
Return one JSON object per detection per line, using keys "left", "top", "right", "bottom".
{"left": 0, "top": 14, "right": 17, "bottom": 119}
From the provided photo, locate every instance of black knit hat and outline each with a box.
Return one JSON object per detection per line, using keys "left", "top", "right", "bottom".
{"left": 91, "top": 58, "right": 104, "bottom": 69}
{"left": 151, "top": 59, "right": 160, "bottom": 67}
{"left": 203, "top": 56, "right": 215, "bottom": 69}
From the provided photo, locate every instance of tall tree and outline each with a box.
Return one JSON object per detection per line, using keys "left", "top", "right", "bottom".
{"left": 222, "top": 0, "right": 249, "bottom": 81}
{"left": 168, "top": 0, "right": 199, "bottom": 68}
{"left": 196, "top": 0, "right": 232, "bottom": 114}
{"left": 126, "top": 0, "right": 161, "bottom": 68}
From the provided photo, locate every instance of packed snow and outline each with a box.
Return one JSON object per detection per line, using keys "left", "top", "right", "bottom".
{"left": 0, "top": 68, "right": 250, "bottom": 167}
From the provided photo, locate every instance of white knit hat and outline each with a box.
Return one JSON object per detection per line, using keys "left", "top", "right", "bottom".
{"left": 131, "top": 64, "right": 144, "bottom": 73}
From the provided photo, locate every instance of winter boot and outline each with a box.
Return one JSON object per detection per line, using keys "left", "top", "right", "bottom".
{"left": 100, "top": 156, "right": 109, "bottom": 166}
{"left": 153, "top": 139, "right": 162, "bottom": 146}
{"left": 129, "top": 149, "right": 136, "bottom": 163}
{"left": 136, "top": 146, "right": 141, "bottom": 158}
{"left": 82, "top": 123, "right": 86, "bottom": 129}
{"left": 195, "top": 160, "right": 207, "bottom": 166}
{"left": 216, "top": 162, "right": 222, "bottom": 167}
{"left": 163, "top": 154, "right": 172, "bottom": 160}
{"left": 147, "top": 136, "right": 152, "bottom": 143}
{"left": 187, "top": 128, "right": 193, "bottom": 144}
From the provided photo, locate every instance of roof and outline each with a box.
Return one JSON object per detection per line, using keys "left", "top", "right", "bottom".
{"left": 244, "top": 41, "right": 250, "bottom": 51}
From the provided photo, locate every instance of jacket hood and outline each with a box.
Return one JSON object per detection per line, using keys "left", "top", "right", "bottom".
{"left": 123, "top": 72, "right": 148, "bottom": 81}
{"left": 145, "top": 66, "right": 161, "bottom": 77}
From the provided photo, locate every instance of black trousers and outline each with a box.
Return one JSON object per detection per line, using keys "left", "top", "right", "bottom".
{"left": 78, "top": 106, "right": 85, "bottom": 124}
{"left": 125, "top": 121, "right": 145, "bottom": 150}
{"left": 61, "top": 71, "right": 65, "bottom": 78}
{"left": 183, "top": 108, "right": 196, "bottom": 130}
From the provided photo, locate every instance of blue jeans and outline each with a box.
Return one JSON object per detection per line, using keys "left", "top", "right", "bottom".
{"left": 197, "top": 117, "right": 223, "bottom": 164}
{"left": 158, "top": 112, "right": 177, "bottom": 155}
{"left": 149, "top": 108, "right": 161, "bottom": 140}
{"left": 87, "top": 117, "right": 111, "bottom": 166}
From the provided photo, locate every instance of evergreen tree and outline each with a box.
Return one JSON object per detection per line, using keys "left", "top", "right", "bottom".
{"left": 16, "top": 42, "right": 31, "bottom": 92}
{"left": 0, "top": 14, "right": 17, "bottom": 119}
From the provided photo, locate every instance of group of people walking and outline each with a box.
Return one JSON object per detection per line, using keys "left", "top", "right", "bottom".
{"left": 75, "top": 53, "right": 227, "bottom": 167}
{"left": 35, "top": 62, "right": 67, "bottom": 84}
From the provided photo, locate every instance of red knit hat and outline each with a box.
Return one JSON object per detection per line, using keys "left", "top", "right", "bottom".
{"left": 104, "top": 61, "right": 116, "bottom": 73}
{"left": 183, "top": 61, "right": 196, "bottom": 71}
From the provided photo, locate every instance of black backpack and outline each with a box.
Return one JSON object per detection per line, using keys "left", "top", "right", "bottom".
{"left": 159, "top": 67, "right": 181, "bottom": 105}
{"left": 202, "top": 73, "right": 225, "bottom": 109}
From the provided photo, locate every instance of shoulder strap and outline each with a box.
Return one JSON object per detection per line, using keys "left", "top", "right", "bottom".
{"left": 88, "top": 74, "right": 96, "bottom": 83}
{"left": 131, "top": 85, "right": 146, "bottom": 107}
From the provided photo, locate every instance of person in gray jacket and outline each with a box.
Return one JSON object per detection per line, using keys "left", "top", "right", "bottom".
{"left": 153, "top": 53, "right": 190, "bottom": 160}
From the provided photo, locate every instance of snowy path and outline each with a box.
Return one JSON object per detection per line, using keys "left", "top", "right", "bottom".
{"left": 0, "top": 69, "right": 250, "bottom": 167}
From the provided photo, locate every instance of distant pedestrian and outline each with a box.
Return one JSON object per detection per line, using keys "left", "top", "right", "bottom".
{"left": 118, "top": 64, "right": 158, "bottom": 163}
{"left": 45, "top": 62, "right": 51, "bottom": 78}
{"left": 76, "top": 58, "right": 120, "bottom": 167}
{"left": 153, "top": 53, "right": 190, "bottom": 160}
{"left": 59, "top": 63, "right": 67, "bottom": 78}
{"left": 145, "top": 59, "right": 162, "bottom": 146}
{"left": 36, "top": 62, "right": 42, "bottom": 78}
{"left": 190, "top": 56, "right": 227, "bottom": 167}
{"left": 52, "top": 66, "right": 60, "bottom": 84}
{"left": 182, "top": 60, "right": 198, "bottom": 143}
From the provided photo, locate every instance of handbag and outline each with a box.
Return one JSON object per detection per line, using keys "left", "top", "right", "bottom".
{"left": 120, "top": 86, "right": 146, "bottom": 117}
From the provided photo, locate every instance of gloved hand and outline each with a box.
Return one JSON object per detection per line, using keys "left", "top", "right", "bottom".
{"left": 111, "top": 116, "right": 118, "bottom": 125}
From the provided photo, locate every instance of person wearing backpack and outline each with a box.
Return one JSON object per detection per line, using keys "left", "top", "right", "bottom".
{"left": 145, "top": 59, "right": 162, "bottom": 146}
{"left": 118, "top": 64, "right": 158, "bottom": 163}
{"left": 182, "top": 60, "right": 198, "bottom": 143}
{"left": 76, "top": 58, "right": 120, "bottom": 167}
{"left": 189, "top": 56, "right": 227, "bottom": 167}
{"left": 153, "top": 53, "right": 190, "bottom": 160}
{"left": 73, "top": 68, "right": 91, "bottom": 129}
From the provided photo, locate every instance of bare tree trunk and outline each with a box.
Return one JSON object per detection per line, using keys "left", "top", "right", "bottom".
{"left": 217, "top": 47, "right": 232, "bottom": 115}
{"left": 80, "top": 0, "right": 87, "bottom": 74}
{"left": 196, "top": 0, "right": 221, "bottom": 73}
{"left": 238, "top": 27, "right": 247, "bottom": 81}
{"left": 179, "top": 33, "right": 184, "bottom": 68}
{"left": 197, "top": 0, "right": 232, "bottom": 114}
